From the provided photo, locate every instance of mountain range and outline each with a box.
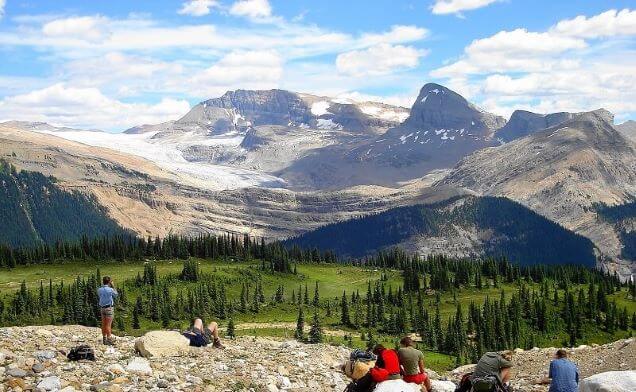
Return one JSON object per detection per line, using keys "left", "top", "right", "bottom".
{"left": 1, "top": 82, "right": 634, "bottom": 278}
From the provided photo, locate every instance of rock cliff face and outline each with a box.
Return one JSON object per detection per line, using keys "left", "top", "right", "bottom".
{"left": 496, "top": 110, "right": 576, "bottom": 142}
{"left": 617, "top": 120, "right": 636, "bottom": 141}
{"left": 0, "top": 326, "right": 634, "bottom": 392}
{"left": 352, "top": 83, "right": 507, "bottom": 170}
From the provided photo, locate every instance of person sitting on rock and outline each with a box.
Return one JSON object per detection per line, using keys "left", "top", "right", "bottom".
{"left": 471, "top": 351, "right": 513, "bottom": 392}
{"left": 398, "top": 336, "right": 432, "bottom": 392}
{"left": 369, "top": 344, "right": 401, "bottom": 383}
{"left": 538, "top": 349, "right": 579, "bottom": 392}
{"left": 182, "top": 318, "right": 224, "bottom": 349}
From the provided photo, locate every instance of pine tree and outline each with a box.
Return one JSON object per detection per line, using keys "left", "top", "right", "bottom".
{"left": 313, "top": 281, "right": 320, "bottom": 307}
{"left": 227, "top": 318, "right": 236, "bottom": 339}
{"left": 340, "top": 291, "right": 351, "bottom": 326}
{"left": 309, "top": 308, "right": 323, "bottom": 344}
{"left": 295, "top": 307, "right": 305, "bottom": 341}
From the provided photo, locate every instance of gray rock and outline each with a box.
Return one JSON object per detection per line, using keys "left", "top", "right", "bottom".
{"left": 37, "top": 376, "right": 61, "bottom": 391}
{"left": 32, "top": 363, "right": 45, "bottom": 373}
{"left": 6, "top": 368, "right": 27, "bottom": 378}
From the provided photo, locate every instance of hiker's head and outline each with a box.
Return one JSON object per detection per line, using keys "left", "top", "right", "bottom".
{"left": 103, "top": 276, "right": 112, "bottom": 286}
{"left": 400, "top": 336, "right": 415, "bottom": 347}
{"left": 555, "top": 349, "right": 568, "bottom": 359}
{"left": 372, "top": 344, "right": 386, "bottom": 355}
{"left": 501, "top": 350, "right": 513, "bottom": 361}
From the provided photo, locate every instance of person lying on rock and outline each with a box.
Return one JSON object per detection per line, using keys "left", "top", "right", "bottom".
{"left": 398, "top": 336, "right": 432, "bottom": 392}
{"left": 471, "top": 350, "right": 514, "bottom": 392}
{"left": 369, "top": 344, "right": 401, "bottom": 383}
{"left": 537, "top": 349, "right": 579, "bottom": 392}
{"left": 182, "top": 318, "right": 225, "bottom": 349}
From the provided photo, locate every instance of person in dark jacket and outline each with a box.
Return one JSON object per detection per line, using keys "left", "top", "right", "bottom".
{"left": 183, "top": 318, "right": 225, "bottom": 349}
{"left": 471, "top": 351, "right": 513, "bottom": 391}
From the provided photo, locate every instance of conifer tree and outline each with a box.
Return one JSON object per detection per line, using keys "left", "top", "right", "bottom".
{"left": 313, "top": 281, "right": 320, "bottom": 307}
{"left": 227, "top": 318, "right": 236, "bottom": 339}
{"left": 309, "top": 308, "right": 323, "bottom": 344}
{"left": 340, "top": 291, "right": 351, "bottom": 326}
{"left": 295, "top": 307, "right": 305, "bottom": 341}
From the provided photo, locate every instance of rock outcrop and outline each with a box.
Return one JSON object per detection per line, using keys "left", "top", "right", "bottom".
{"left": 579, "top": 370, "right": 636, "bottom": 392}
{"left": 134, "top": 331, "right": 191, "bottom": 359}
{"left": 2, "top": 326, "right": 635, "bottom": 392}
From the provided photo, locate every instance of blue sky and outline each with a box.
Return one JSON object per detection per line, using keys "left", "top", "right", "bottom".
{"left": 0, "top": 0, "right": 635, "bottom": 131}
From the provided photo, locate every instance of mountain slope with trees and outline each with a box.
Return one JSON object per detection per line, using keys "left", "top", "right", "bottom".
{"left": 0, "top": 160, "right": 128, "bottom": 247}
{"left": 285, "top": 195, "right": 597, "bottom": 266}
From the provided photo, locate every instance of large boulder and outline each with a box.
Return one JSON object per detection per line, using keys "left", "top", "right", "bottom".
{"left": 373, "top": 380, "right": 420, "bottom": 392}
{"left": 580, "top": 371, "right": 636, "bottom": 392}
{"left": 134, "top": 330, "right": 191, "bottom": 358}
{"left": 431, "top": 380, "right": 457, "bottom": 392}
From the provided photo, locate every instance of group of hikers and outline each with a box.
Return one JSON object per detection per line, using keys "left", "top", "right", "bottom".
{"left": 98, "top": 276, "right": 579, "bottom": 392}
{"left": 97, "top": 276, "right": 225, "bottom": 349}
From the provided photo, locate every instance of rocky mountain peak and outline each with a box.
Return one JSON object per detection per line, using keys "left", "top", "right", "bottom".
{"left": 617, "top": 120, "right": 636, "bottom": 141}
{"left": 403, "top": 83, "right": 506, "bottom": 135}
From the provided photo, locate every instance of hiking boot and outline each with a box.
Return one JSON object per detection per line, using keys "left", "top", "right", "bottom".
{"left": 213, "top": 338, "right": 225, "bottom": 349}
{"left": 106, "top": 337, "right": 116, "bottom": 346}
{"left": 102, "top": 336, "right": 108, "bottom": 345}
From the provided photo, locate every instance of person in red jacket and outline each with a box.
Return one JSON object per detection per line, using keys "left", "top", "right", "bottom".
{"left": 370, "top": 344, "right": 402, "bottom": 383}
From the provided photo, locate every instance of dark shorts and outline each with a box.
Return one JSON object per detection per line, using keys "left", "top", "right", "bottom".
{"left": 184, "top": 327, "right": 212, "bottom": 347}
{"left": 100, "top": 307, "right": 114, "bottom": 319}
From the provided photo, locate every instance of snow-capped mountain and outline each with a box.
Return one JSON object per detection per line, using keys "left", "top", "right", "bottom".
{"left": 351, "top": 83, "right": 506, "bottom": 169}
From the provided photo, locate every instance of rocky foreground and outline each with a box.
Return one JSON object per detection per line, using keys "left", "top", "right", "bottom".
{"left": 0, "top": 326, "right": 634, "bottom": 392}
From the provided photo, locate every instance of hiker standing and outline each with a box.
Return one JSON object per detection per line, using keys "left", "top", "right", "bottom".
{"left": 398, "top": 336, "right": 432, "bottom": 392}
{"left": 539, "top": 349, "right": 579, "bottom": 392}
{"left": 471, "top": 351, "right": 514, "bottom": 392}
{"left": 97, "top": 276, "right": 118, "bottom": 345}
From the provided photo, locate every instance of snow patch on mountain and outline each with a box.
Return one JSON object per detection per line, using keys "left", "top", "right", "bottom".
{"left": 311, "top": 101, "right": 331, "bottom": 116}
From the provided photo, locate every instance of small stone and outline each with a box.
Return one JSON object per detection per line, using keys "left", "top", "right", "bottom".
{"left": 106, "top": 364, "right": 126, "bottom": 376}
{"left": 37, "top": 376, "right": 61, "bottom": 391}
{"left": 35, "top": 329, "right": 54, "bottom": 338}
{"left": 185, "top": 375, "right": 202, "bottom": 385}
{"left": 157, "top": 379, "right": 169, "bottom": 389}
{"left": 6, "top": 378, "right": 27, "bottom": 390}
{"left": 32, "top": 363, "right": 45, "bottom": 373}
{"left": 125, "top": 358, "right": 152, "bottom": 376}
{"left": 6, "top": 368, "right": 27, "bottom": 378}
{"left": 35, "top": 351, "right": 57, "bottom": 361}
{"left": 267, "top": 384, "right": 279, "bottom": 392}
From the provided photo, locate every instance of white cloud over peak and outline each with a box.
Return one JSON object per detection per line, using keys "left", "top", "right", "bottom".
{"left": 551, "top": 9, "right": 636, "bottom": 39}
{"left": 336, "top": 44, "right": 425, "bottom": 77}
{"left": 431, "top": 9, "right": 636, "bottom": 120}
{"left": 359, "top": 25, "right": 429, "bottom": 46}
{"left": 178, "top": 0, "right": 219, "bottom": 17}
{"left": 0, "top": 84, "right": 190, "bottom": 130}
{"left": 431, "top": 0, "right": 500, "bottom": 15}
{"left": 229, "top": 0, "right": 272, "bottom": 21}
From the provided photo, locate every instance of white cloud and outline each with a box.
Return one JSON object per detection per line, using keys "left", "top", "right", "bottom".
{"left": 178, "top": 0, "right": 219, "bottom": 17}
{"left": 430, "top": 9, "right": 636, "bottom": 120}
{"left": 551, "top": 9, "right": 636, "bottom": 39}
{"left": 359, "top": 25, "right": 429, "bottom": 46}
{"left": 229, "top": 0, "right": 272, "bottom": 21}
{"left": 187, "top": 50, "right": 283, "bottom": 96}
{"left": 336, "top": 44, "right": 425, "bottom": 76}
{"left": 42, "top": 15, "right": 110, "bottom": 42}
{"left": 0, "top": 84, "right": 191, "bottom": 130}
{"left": 431, "top": 0, "right": 500, "bottom": 15}
{"left": 0, "top": 0, "right": 5, "bottom": 19}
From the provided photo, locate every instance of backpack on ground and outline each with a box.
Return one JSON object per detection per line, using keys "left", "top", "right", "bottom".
{"left": 471, "top": 375, "right": 506, "bottom": 392}
{"left": 455, "top": 373, "right": 473, "bottom": 392}
{"left": 343, "top": 373, "right": 376, "bottom": 392}
{"left": 67, "top": 345, "right": 95, "bottom": 361}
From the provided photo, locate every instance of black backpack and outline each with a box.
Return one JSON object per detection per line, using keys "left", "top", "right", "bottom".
{"left": 67, "top": 345, "right": 95, "bottom": 361}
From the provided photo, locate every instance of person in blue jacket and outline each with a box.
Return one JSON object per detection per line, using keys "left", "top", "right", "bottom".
{"left": 97, "top": 276, "right": 118, "bottom": 345}
{"left": 539, "top": 349, "right": 579, "bottom": 392}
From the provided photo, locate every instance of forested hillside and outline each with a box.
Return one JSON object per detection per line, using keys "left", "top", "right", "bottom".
{"left": 0, "top": 160, "right": 128, "bottom": 247}
{"left": 597, "top": 201, "right": 636, "bottom": 260}
{"left": 286, "top": 196, "right": 597, "bottom": 266}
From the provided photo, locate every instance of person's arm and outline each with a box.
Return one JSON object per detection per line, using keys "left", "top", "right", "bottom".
{"left": 419, "top": 351, "right": 426, "bottom": 374}
{"left": 539, "top": 361, "right": 554, "bottom": 385}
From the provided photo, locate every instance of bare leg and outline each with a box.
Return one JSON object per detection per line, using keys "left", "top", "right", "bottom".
{"left": 501, "top": 368, "right": 511, "bottom": 384}
{"left": 423, "top": 378, "right": 432, "bottom": 392}
{"left": 207, "top": 321, "right": 219, "bottom": 339}
{"left": 193, "top": 318, "right": 204, "bottom": 330}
